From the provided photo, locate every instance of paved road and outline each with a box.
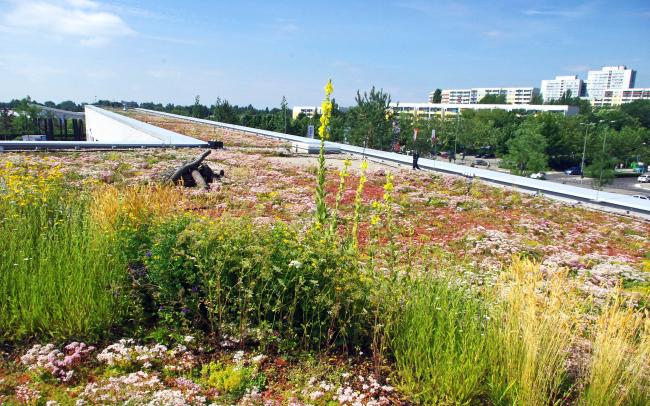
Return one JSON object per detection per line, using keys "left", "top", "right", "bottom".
{"left": 452, "top": 155, "right": 650, "bottom": 197}
{"left": 545, "top": 173, "right": 650, "bottom": 197}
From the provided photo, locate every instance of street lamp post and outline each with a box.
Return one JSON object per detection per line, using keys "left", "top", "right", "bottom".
{"left": 595, "top": 120, "right": 616, "bottom": 200}
{"left": 579, "top": 122, "right": 594, "bottom": 185}
{"left": 453, "top": 112, "right": 460, "bottom": 162}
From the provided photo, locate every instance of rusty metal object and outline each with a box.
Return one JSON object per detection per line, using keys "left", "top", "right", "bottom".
{"left": 166, "top": 150, "right": 224, "bottom": 188}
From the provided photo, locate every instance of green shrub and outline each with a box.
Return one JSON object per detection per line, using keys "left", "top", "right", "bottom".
{"left": 145, "top": 216, "right": 371, "bottom": 350}
{"left": 201, "top": 361, "right": 253, "bottom": 398}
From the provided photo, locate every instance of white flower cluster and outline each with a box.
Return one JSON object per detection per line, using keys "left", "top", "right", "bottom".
{"left": 148, "top": 389, "right": 206, "bottom": 406}
{"left": 78, "top": 371, "right": 157, "bottom": 404}
{"left": 15, "top": 383, "right": 40, "bottom": 404}
{"left": 302, "top": 374, "right": 393, "bottom": 405}
{"left": 96, "top": 339, "right": 196, "bottom": 371}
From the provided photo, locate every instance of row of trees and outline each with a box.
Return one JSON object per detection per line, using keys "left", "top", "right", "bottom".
{"left": 3, "top": 92, "right": 649, "bottom": 182}
{"left": 0, "top": 98, "right": 42, "bottom": 139}
{"left": 130, "top": 92, "right": 650, "bottom": 180}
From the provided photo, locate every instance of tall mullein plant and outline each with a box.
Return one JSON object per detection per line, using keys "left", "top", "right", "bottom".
{"left": 315, "top": 79, "right": 333, "bottom": 228}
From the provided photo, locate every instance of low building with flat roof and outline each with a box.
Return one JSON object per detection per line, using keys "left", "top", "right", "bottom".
{"left": 434, "top": 87, "right": 539, "bottom": 104}
{"left": 390, "top": 102, "right": 579, "bottom": 117}
{"left": 593, "top": 88, "right": 650, "bottom": 107}
{"left": 291, "top": 106, "right": 322, "bottom": 119}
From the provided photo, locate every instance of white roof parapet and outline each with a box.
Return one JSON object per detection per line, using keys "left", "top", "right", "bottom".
{"left": 137, "top": 108, "right": 340, "bottom": 154}
{"left": 85, "top": 105, "right": 208, "bottom": 146}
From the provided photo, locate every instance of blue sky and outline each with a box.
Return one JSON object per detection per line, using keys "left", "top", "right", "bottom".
{"left": 1, "top": 0, "right": 649, "bottom": 107}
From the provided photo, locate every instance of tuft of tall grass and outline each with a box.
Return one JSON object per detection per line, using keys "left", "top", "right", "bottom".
{"left": 0, "top": 164, "right": 130, "bottom": 342}
{"left": 580, "top": 299, "right": 650, "bottom": 406}
{"left": 486, "top": 257, "right": 577, "bottom": 406}
{"left": 389, "top": 276, "right": 491, "bottom": 404}
{"left": 388, "top": 258, "right": 579, "bottom": 405}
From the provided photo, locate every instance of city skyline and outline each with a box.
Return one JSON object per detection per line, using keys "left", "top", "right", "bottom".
{"left": 1, "top": 0, "right": 649, "bottom": 107}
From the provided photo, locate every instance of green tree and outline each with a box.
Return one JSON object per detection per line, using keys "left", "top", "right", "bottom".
{"left": 11, "top": 99, "right": 40, "bottom": 135}
{"left": 530, "top": 93, "right": 544, "bottom": 105}
{"left": 1, "top": 107, "right": 13, "bottom": 136}
{"left": 275, "top": 96, "right": 288, "bottom": 133}
{"left": 478, "top": 94, "right": 507, "bottom": 104}
{"left": 348, "top": 87, "right": 392, "bottom": 150}
{"left": 191, "top": 95, "right": 209, "bottom": 118}
{"left": 585, "top": 156, "right": 616, "bottom": 188}
{"left": 56, "top": 100, "right": 82, "bottom": 112}
{"left": 502, "top": 123, "right": 548, "bottom": 175}
{"left": 620, "top": 100, "right": 650, "bottom": 129}
{"left": 549, "top": 89, "right": 592, "bottom": 115}
{"left": 431, "top": 88, "right": 442, "bottom": 103}
{"left": 459, "top": 116, "right": 501, "bottom": 154}
{"left": 212, "top": 98, "right": 238, "bottom": 124}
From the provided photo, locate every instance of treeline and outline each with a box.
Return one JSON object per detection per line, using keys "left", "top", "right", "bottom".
{"left": 134, "top": 90, "right": 650, "bottom": 179}
{"left": 0, "top": 97, "right": 87, "bottom": 112}
{"left": 3, "top": 92, "right": 649, "bottom": 181}
{"left": 0, "top": 97, "right": 90, "bottom": 139}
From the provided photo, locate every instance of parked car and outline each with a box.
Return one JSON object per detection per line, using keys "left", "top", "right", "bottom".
{"left": 564, "top": 166, "right": 582, "bottom": 175}
{"left": 530, "top": 172, "right": 546, "bottom": 180}
{"left": 471, "top": 159, "right": 490, "bottom": 168}
{"left": 439, "top": 151, "right": 450, "bottom": 159}
{"left": 632, "top": 195, "right": 649, "bottom": 200}
{"left": 638, "top": 174, "right": 650, "bottom": 183}
{"left": 482, "top": 153, "right": 496, "bottom": 159}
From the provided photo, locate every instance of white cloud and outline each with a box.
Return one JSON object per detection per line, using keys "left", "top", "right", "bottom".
{"left": 523, "top": 4, "right": 593, "bottom": 18}
{"left": 2, "top": 0, "right": 134, "bottom": 46}
{"left": 65, "top": 0, "right": 99, "bottom": 9}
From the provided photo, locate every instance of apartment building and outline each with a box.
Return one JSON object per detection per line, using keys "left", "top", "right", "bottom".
{"left": 390, "top": 102, "right": 578, "bottom": 117}
{"left": 593, "top": 88, "right": 650, "bottom": 107}
{"left": 586, "top": 66, "right": 636, "bottom": 101}
{"left": 540, "top": 75, "right": 584, "bottom": 102}
{"left": 437, "top": 87, "right": 539, "bottom": 105}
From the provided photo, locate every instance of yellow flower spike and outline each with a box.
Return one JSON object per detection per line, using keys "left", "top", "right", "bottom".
{"left": 324, "top": 79, "right": 334, "bottom": 96}
{"left": 360, "top": 160, "right": 368, "bottom": 171}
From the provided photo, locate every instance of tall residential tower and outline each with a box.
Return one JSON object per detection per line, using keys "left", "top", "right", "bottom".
{"left": 585, "top": 65, "right": 636, "bottom": 101}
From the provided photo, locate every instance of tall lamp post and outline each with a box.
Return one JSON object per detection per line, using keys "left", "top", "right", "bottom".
{"left": 595, "top": 120, "right": 616, "bottom": 200}
{"left": 453, "top": 111, "right": 460, "bottom": 162}
{"left": 579, "top": 122, "right": 595, "bottom": 184}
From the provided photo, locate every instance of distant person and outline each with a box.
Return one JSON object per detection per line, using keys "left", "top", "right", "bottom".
{"left": 412, "top": 128, "right": 421, "bottom": 170}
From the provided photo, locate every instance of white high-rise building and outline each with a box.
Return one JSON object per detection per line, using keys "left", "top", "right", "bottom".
{"left": 540, "top": 75, "right": 584, "bottom": 102}
{"left": 586, "top": 66, "right": 636, "bottom": 101}
{"left": 438, "top": 87, "right": 539, "bottom": 105}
